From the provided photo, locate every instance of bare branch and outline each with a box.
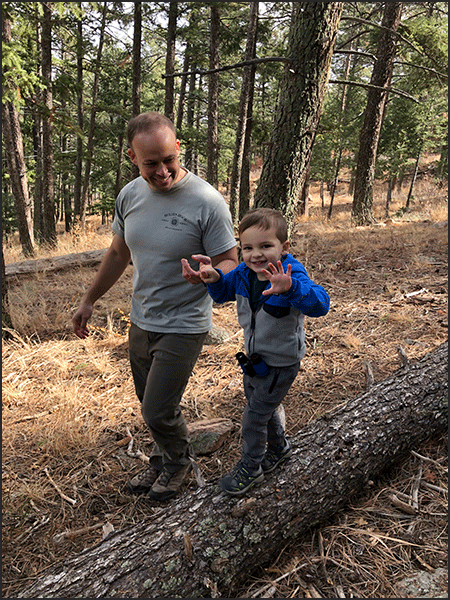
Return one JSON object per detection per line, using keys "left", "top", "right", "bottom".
{"left": 161, "top": 56, "right": 292, "bottom": 79}
{"left": 328, "top": 79, "right": 420, "bottom": 103}
{"left": 394, "top": 60, "right": 448, "bottom": 80}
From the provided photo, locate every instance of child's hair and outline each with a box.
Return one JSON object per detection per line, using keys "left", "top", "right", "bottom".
{"left": 239, "top": 208, "right": 288, "bottom": 243}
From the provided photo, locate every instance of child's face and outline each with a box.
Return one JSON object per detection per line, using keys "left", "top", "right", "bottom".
{"left": 240, "top": 225, "right": 290, "bottom": 280}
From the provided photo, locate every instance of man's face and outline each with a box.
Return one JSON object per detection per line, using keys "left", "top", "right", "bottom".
{"left": 128, "top": 126, "right": 183, "bottom": 192}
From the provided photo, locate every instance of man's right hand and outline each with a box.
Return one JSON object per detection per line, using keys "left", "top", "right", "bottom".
{"left": 72, "top": 302, "right": 94, "bottom": 339}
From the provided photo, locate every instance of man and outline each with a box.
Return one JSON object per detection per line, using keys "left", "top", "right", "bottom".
{"left": 72, "top": 112, "right": 238, "bottom": 501}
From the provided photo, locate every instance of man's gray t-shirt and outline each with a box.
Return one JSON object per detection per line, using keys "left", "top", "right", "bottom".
{"left": 112, "top": 170, "right": 236, "bottom": 334}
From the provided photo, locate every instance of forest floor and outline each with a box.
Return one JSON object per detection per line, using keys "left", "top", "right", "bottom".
{"left": 2, "top": 175, "right": 448, "bottom": 598}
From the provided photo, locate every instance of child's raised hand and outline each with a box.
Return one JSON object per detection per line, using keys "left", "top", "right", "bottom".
{"left": 181, "top": 255, "right": 220, "bottom": 285}
{"left": 261, "top": 261, "right": 292, "bottom": 295}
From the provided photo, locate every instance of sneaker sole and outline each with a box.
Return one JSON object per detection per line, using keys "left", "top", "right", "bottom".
{"left": 147, "top": 489, "right": 178, "bottom": 502}
{"left": 126, "top": 482, "right": 154, "bottom": 495}
{"left": 219, "top": 472, "right": 264, "bottom": 496}
{"left": 261, "top": 448, "right": 293, "bottom": 474}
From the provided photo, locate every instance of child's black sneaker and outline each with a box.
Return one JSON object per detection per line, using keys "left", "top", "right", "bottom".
{"left": 219, "top": 461, "right": 264, "bottom": 496}
{"left": 261, "top": 440, "right": 292, "bottom": 473}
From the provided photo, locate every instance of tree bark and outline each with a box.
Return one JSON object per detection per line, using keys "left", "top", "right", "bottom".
{"left": 15, "top": 342, "right": 447, "bottom": 599}
{"left": 351, "top": 2, "right": 403, "bottom": 226}
{"left": 4, "top": 249, "right": 108, "bottom": 281}
{"left": 254, "top": 3, "right": 343, "bottom": 231}
{"left": 2, "top": 248, "right": 14, "bottom": 335}
{"left": 73, "top": 4, "right": 83, "bottom": 222}
{"left": 229, "top": 1, "right": 259, "bottom": 223}
{"left": 164, "top": 1, "right": 177, "bottom": 123}
{"left": 2, "top": 17, "right": 35, "bottom": 258}
{"left": 206, "top": 4, "right": 220, "bottom": 188}
{"left": 41, "top": 1, "right": 57, "bottom": 247}
{"left": 80, "top": 1, "right": 108, "bottom": 225}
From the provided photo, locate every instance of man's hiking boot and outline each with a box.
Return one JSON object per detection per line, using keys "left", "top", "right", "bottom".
{"left": 261, "top": 439, "right": 292, "bottom": 473}
{"left": 219, "top": 461, "right": 264, "bottom": 496}
{"left": 127, "top": 464, "right": 160, "bottom": 495}
{"left": 147, "top": 464, "right": 191, "bottom": 501}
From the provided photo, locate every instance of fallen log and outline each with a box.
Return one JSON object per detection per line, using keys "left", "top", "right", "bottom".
{"left": 16, "top": 342, "right": 448, "bottom": 599}
{"left": 4, "top": 249, "right": 107, "bottom": 281}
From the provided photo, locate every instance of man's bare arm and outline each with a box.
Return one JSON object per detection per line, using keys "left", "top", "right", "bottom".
{"left": 72, "top": 235, "right": 131, "bottom": 338}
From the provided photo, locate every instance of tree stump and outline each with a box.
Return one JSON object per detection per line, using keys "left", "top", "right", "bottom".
{"left": 16, "top": 342, "right": 447, "bottom": 599}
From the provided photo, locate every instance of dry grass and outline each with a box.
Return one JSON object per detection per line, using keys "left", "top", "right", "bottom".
{"left": 2, "top": 173, "right": 448, "bottom": 598}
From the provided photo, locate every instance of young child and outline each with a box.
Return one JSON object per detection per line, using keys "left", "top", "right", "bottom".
{"left": 182, "top": 208, "right": 330, "bottom": 496}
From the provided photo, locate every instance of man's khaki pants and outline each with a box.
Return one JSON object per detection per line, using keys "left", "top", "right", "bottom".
{"left": 128, "top": 323, "right": 207, "bottom": 473}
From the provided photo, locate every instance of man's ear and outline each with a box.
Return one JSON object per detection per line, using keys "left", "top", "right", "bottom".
{"left": 128, "top": 148, "right": 137, "bottom": 165}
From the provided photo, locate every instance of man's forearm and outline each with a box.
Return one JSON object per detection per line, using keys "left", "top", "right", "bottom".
{"left": 83, "top": 244, "right": 130, "bottom": 305}
{"left": 214, "top": 257, "right": 238, "bottom": 274}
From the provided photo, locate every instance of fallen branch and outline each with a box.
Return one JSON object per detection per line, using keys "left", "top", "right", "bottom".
{"left": 53, "top": 522, "right": 105, "bottom": 544}
{"left": 44, "top": 468, "right": 76, "bottom": 506}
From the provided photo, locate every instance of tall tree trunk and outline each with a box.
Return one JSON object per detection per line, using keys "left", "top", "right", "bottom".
{"left": 328, "top": 42, "right": 352, "bottom": 219}
{"left": 130, "top": 0, "right": 142, "bottom": 180}
{"left": 33, "top": 4, "right": 44, "bottom": 242}
{"left": 132, "top": 1, "right": 142, "bottom": 119}
{"left": 2, "top": 248, "right": 14, "bottom": 336}
{"left": 2, "top": 101, "right": 35, "bottom": 258}
{"left": 114, "top": 91, "right": 128, "bottom": 201}
{"left": 229, "top": 2, "right": 259, "bottom": 223}
{"left": 41, "top": 1, "right": 57, "bottom": 247}
{"left": 184, "top": 68, "right": 196, "bottom": 171}
{"left": 254, "top": 3, "right": 343, "bottom": 232}
{"left": 176, "top": 45, "right": 190, "bottom": 131}
{"left": 207, "top": 4, "right": 220, "bottom": 188}
{"left": 239, "top": 61, "right": 256, "bottom": 220}
{"left": 14, "top": 342, "right": 448, "bottom": 599}
{"left": 164, "top": 1, "right": 177, "bottom": 123}
{"left": 80, "top": 1, "right": 108, "bottom": 224}
{"left": 2, "top": 17, "right": 35, "bottom": 258}
{"left": 194, "top": 73, "right": 203, "bottom": 175}
{"left": 351, "top": 2, "right": 403, "bottom": 226}
{"left": 61, "top": 129, "right": 72, "bottom": 231}
{"left": 74, "top": 5, "right": 83, "bottom": 223}
{"left": 385, "top": 175, "right": 394, "bottom": 218}
{"left": 405, "top": 149, "right": 420, "bottom": 210}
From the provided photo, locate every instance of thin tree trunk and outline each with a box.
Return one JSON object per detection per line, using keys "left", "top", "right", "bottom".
{"left": 2, "top": 100, "right": 35, "bottom": 258}
{"left": 328, "top": 43, "right": 352, "bottom": 219}
{"left": 239, "top": 60, "right": 256, "bottom": 220}
{"left": 229, "top": 2, "right": 259, "bottom": 223}
{"left": 2, "top": 248, "right": 14, "bottom": 335}
{"left": 80, "top": 1, "right": 108, "bottom": 224}
{"left": 385, "top": 175, "right": 394, "bottom": 218}
{"left": 184, "top": 68, "right": 196, "bottom": 171}
{"left": 2, "top": 17, "right": 35, "bottom": 257}
{"left": 405, "top": 149, "right": 420, "bottom": 210}
{"left": 33, "top": 4, "right": 44, "bottom": 242}
{"left": 164, "top": 1, "right": 177, "bottom": 123}
{"left": 351, "top": 2, "right": 403, "bottom": 226}
{"left": 15, "top": 342, "right": 447, "bottom": 599}
{"left": 206, "top": 5, "right": 220, "bottom": 188}
{"left": 132, "top": 1, "right": 142, "bottom": 119}
{"left": 176, "top": 44, "right": 190, "bottom": 131}
{"left": 41, "top": 1, "right": 57, "bottom": 247}
{"left": 74, "top": 5, "right": 83, "bottom": 223}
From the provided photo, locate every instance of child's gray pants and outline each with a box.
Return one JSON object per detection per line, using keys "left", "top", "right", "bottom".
{"left": 241, "top": 362, "right": 300, "bottom": 470}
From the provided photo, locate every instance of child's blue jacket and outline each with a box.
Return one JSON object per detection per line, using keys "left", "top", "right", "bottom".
{"left": 207, "top": 253, "right": 330, "bottom": 367}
